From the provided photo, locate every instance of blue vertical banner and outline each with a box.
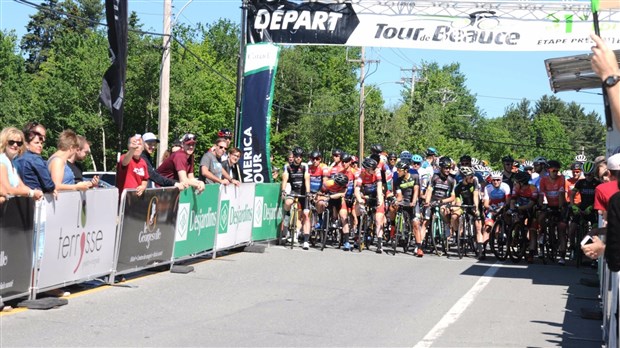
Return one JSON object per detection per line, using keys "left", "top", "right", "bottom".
{"left": 237, "top": 43, "right": 280, "bottom": 183}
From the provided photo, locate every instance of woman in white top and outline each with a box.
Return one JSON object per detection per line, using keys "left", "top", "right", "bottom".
{"left": 0, "top": 127, "right": 44, "bottom": 200}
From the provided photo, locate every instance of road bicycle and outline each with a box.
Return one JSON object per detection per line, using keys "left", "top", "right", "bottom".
{"left": 280, "top": 193, "right": 306, "bottom": 250}
{"left": 425, "top": 201, "right": 451, "bottom": 257}
{"left": 539, "top": 207, "right": 561, "bottom": 265}
{"left": 571, "top": 207, "right": 595, "bottom": 268}
{"left": 356, "top": 197, "right": 377, "bottom": 252}
{"left": 390, "top": 201, "right": 413, "bottom": 255}
{"left": 456, "top": 205, "right": 477, "bottom": 259}
{"left": 488, "top": 206, "right": 509, "bottom": 261}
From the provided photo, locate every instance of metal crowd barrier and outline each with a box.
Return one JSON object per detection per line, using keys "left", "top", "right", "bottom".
{"left": 0, "top": 183, "right": 282, "bottom": 304}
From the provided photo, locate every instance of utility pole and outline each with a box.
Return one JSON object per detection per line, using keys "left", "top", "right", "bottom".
{"left": 158, "top": 0, "right": 172, "bottom": 165}
{"left": 347, "top": 47, "right": 378, "bottom": 159}
{"left": 400, "top": 65, "right": 424, "bottom": 103}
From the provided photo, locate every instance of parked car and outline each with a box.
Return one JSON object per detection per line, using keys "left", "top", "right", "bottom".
{"left": 83, "top": 171, "right": 116, "bottom": 188}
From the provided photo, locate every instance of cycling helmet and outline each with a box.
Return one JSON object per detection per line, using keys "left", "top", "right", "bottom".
{"left": 438, "top": 156, "right": 452, "bottom": 169}
{"left": 332, "top": 148, "right": 342, "bottom": 157}
{"left": 533, "top": 156, "right": 547, "bottom": 165}
{"left": 388, "top": 152, "right": 398, "bottom": 160}
{"left": 547, "top": 160, "right": 561, "bottom": 169}
{"left": 292, "top": 147, "right": 304, "bottom": 157}
{"left": 333, "top": 173, "right": 349, "bottom": 187}
{"left": 490, "top": 170, "right": 503, "bottom": 179}
{"left": 583, "top": 161, "right": 595, "bottom": 175}
{"left": 370, "top": 144, "right": 383, "bottom": 154}
{"left": 459, "top": 154, "right": 472, "bottom": 163}
{"left": 501, "top": 155, "right": 514, "bottom": 163}
{"left": 575, "top": 154, "right": 587, "bottom": 163}
{"left": 217, "top": 128, "right": 232, "bottom": 138}
{"left": 399, "top": 151, "right": 412, "bottom": 161}
{"left": 341, "top": 153, "right": 352, "bottom": 163}
{"left": 473, "top": 164, "right": 487, "bottom": 173}
{"left": 361, "top": 157, "right": 378, "bottom": 170}
{"left": 471, "top": 157, "right": 480, "bottom": 166}
{"left": 309, "top": 150, "right": 321, "bottom": 159}
{"left": 523, "top": 160, "right": 534, "bottom": 170}
{"left": 460, "top": 166, "right": 475, "bottom": 177}
{"left": 426, "top": 147, "right": 438, "bottom": 156}
{"left": 513, "top": 172, "right": 531, "bottom": 185}
{"left": 395, "top": 160, "right": 410, "bottom": 170}
{"left": 411, "top": 154, "right": 423, "bottom": 163}
{"left": 570, "top": 162, "right": 583, "bottom": 170}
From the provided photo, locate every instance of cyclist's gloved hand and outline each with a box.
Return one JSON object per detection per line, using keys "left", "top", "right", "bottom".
{"left": 585, "top": 206, "right": 593, "bottom": 214}
{"left": 572, "top": 205, "right": 580, "bottom": 214}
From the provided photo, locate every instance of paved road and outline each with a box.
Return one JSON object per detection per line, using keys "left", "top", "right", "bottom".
{"left": 0, "top": 244, "right": 604, "bottom": 347}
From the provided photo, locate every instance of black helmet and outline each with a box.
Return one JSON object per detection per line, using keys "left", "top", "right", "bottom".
{"left": 388, "top": 152, "right": 398, "bottom": 160}
{"left": 332, "top": 148, "right": 342, "bottom": 157}
{"left": 309, "top": 150, "right": 321, "bottom": 159}
{"left": 341, "top": 153, "right": 352, "bottom": 163}
{"left": 547, "top": 160, "right": 561, "bottom": 169}
{"left": 370, "top": 144, "right": 383, "bottom": 154}
{"left": 395, "top": 161, "right": 410, "bottom": 170}
{"left": 292, "top": 147, "right": 304, "bottom": 157}
{"left": 501, "top": 155, "right": 514, "bottom": 163}
{"left": 333, "top": 173, "right": 349, "bottom": 187}
{"left": 459, "top": 154, "right": 472, "bottom": 163}
{"left": 570, "top": 162, "right": 582, "bottom": 170}
{"left": 438, "top": 156, "right": 452, "bottom": 169}
{"left": 513, "top": 172, "right": 531, "bottom": 185}
{"left": 362, "top": 157, "right": 378, "bottom": 170}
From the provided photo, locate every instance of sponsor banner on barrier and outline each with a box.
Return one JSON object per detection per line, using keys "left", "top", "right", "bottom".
{"left": 252, "top": 183, "right": 282, "bottom": 241}
{"left": 173, "top": 185, "right": 219, "bottom": 258}
{"left": 37, "top": 190, "right": 119, "bottom": 289}
{"left": 216, "top": 185, "right": 256, "bottom": 250}
{"left": 248, "top": 0, "right": 620, "bottom": 50}
{"left": 0, "top": 197, "right": 35, "bottom": 300}
{"left": 116, "top": 188, "right": 179, "bottom": 272}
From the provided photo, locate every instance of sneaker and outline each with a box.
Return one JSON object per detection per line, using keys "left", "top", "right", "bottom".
{"left": 302, "top": 241, "right": 309, "bottom": 250}
{"left": 416, "top": 248, "right": 424, "bottom": 257}
{"left": 342, "top": 242, "right": 351, "bottom": 251}
{"left": 376, "top": 247, "right": 383, "bottom": 254}
{"left": 558, "top": 258, "right": 566, "bottom": 266}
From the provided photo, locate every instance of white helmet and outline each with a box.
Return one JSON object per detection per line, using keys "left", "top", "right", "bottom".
{"left": 491, "top": 170, "right": 503, "bottom": 179}
{"left": 471, "top": 157, "right": 480, "bottom": 166}
{"left": 575, "top": 154, "right": 587, "bottom": 163}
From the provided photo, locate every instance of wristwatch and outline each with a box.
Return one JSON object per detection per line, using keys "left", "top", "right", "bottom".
{"left": 604, "top": 75, "right": 620, "bottom": 88}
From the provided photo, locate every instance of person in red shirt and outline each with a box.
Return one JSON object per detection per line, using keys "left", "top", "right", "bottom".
{"left": 156, "top": 134, "right": 205, "bottom": 194}
{"left": 538, "top": 160, "right": 567, "bottom": 264}
{"left": 594, "top": 153, "right": 620, "bottom": 223}
{"left": 116, "top": 135, "right": 149, "bottom": 196}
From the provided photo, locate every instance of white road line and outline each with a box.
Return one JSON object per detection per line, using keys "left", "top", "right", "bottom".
{"left": 413, "top": 263, "right": 500, "bottom": 348}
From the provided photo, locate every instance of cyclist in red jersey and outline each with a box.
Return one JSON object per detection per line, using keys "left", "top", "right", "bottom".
{"left": 355, "top": 157, "right": 385, "bottom": 253}
{"left": 538, "top": 160, "right": 567, "bottom": 264}
{"left": 325, "top": 149, "right": 344, "bottom": 179}
{"left": 509, "top": 171, "right": 538, "bottom": 263}
{"left": 308, "top": 150, "right": 328, "bottom": 194}
{"left": 317, "top": 173, "right": 352, "bottom": 250}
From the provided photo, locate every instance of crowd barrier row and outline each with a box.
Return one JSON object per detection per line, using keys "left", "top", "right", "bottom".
{"left": 598, "top": 250, "right": 619, "bottom": 348}
{"left": 0, "top": 183, "right": 283, "bottom": 304}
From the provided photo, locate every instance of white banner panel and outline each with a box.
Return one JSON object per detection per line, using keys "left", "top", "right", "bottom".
{"left": 248, "top": 0, "right": 620, "bottom": 50}
{"left": 215, "top": 184, "right": 256, "bottom": 251}
{"left": 36, "top": 189, "right": 119, "bottom": 290}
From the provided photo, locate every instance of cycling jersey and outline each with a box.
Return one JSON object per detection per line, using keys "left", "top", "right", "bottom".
{"left": 324, "top": 162, "right": 343, "bottom": 177}
{"left": 565, "top": 177, "right": 581, "bottom": 205}
{"left": 308, "top": 162, "right": 327, "bottom": 193}
{"left": 502, "top": 171, "right": 514, "bottom": 192}
{"left": 484, "top": 182, "right": 511, "bottom": 207}
{"left": 512, "top": 184, "right": 539, "bottom": 207}
{"left": 455, "top": 180, "right": 479, "bottom": 206}
{"left": 429, "top": 173, "right": 456, "bottom": 201}
{"left": 284, "top": 163, "right": 308, "bottom": 194}
{"left": 355, "top": 168, "right": 381, "bottom": 196}
{"left": 417, "top": 163, "right": 434, "bottom": 194}
{"left": 539, "top": 175, "right": 565, "bottom": 207}
{"left": 340, "top": 167, "right": 357, "bottom": 198}
{"left": 322, "top": 177, "right": 347, "bottom": 194}
{"left": 376, "top": 159, "right": 393, "bottom": 193}
{"left": 573, "top": 178, "right": 601, "bottom": 209}
{"left": 394, "top": 173, "right": 419, "bottom": 203}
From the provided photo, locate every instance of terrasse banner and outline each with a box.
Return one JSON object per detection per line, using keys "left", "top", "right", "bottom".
{"left": 36, "top": 190, "right": 118, "bottom": 290}
{"left": 248, "top": 0, "right": 620, "bottom": 50}
{"left": 0, "top": 197, "right": 35, "bottom": 301}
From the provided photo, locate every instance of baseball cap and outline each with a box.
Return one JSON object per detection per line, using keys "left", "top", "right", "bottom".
{"left": 594, "top": 155, "right": 606, "bottom": 166}
{"left": 181, "top": 133, "right": 197, "bottom": 145}
{"left": 142, "top": 132, "right": 159, "bottom": 143}
{"left": 607, "top": 153, "right": 620, "bottom": 171}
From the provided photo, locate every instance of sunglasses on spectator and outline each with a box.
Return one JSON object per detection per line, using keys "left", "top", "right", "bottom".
{"left": 572, "top": 170, "right": 581, "bottom": 173}
{"left": 333, "top": 154, "right": 340, "bottom": 157}
{"left": 549, "top": 169, "right": 559, "bottom": 173}
{"left": 218, "top": 145, "right": 227, "bottom": 150}
{"left": 8, "top": 140, "right": 23, "bottom": 146}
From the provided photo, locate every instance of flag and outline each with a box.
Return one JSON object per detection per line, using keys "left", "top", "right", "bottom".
{"left": 99, "top": 0, "right": 128, "bottom": 132}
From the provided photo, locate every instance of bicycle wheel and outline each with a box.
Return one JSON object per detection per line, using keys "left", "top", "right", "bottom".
{"left": 430, "top": 214, "right": 441, "bottom": 256}
{"left": 466, "top": 217, "right": 477, "bottom": 258}
{"left": 545, "top": 224, "right": 558, "bottom": 264}
{"left": 508, "top": 222, "right": 524, "bottom": 263}
{"left": 402, "top": 212, "right": 412, "bottom": 254}
{"left": 309, "top": 210, "right": 318, "bottom": 247}
{"left": 391, "top": 213, "right": 401, "bottom": 255}
{"left": 357, "top": 213, "right": 367, "bottom": 252}
{"left": 575, "top": 221, "right": 589, "bottom": 268}
{"left": 457, "top": 216, "right": 465, "bottom": 259}
{"left": 320, "top": 209, "right": 329, "bottom": 251}
{"left": 290, "top": 206, "right": 299, "bottom": 249}
{"left": 490, "top": 219, "right": 507, "bottom": 261}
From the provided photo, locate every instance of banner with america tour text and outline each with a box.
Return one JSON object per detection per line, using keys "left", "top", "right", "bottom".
{"left": 237, "top": 43, "right": 280, "bottom": 183}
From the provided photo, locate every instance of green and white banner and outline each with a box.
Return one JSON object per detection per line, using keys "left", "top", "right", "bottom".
{"left": 251, "top": 183, "right": 282, "bottom": 242}
{"left": 215, "top": 184, "right": 256, "bottom": 250}
{"left": 173, "top": 185, "right": 219, "bottom": 258}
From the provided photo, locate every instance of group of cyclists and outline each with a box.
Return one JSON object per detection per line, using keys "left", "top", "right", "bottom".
{"left": 279, "top": 144, "right": 601, "bottom": 265}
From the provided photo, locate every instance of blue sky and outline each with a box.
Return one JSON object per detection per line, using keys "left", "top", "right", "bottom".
{"left": 1, "top": 0, "right": 605, "bottom": 118}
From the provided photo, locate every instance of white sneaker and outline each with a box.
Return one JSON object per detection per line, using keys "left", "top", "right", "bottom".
{"left": 302, "top": 241, "right": 309, "bottom": 250}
